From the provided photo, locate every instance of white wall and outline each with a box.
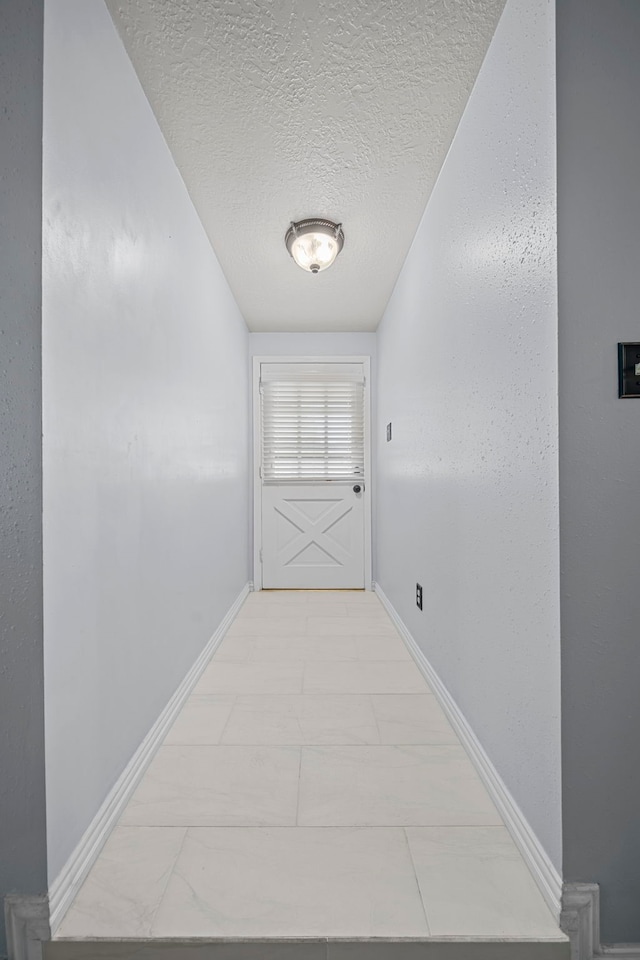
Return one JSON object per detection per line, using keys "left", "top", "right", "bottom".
{"left": 43, "top": 0, "right": 250, "bottom": 882}
{"left": 376, "top": 0, "right": 561, "bottom": 869}
{"left": 250, "top": 333, "right": 376, "bottom": 360}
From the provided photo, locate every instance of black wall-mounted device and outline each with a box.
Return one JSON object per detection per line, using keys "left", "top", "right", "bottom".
{"left": 618, "top": 342, "right": 640, "bottom": 397}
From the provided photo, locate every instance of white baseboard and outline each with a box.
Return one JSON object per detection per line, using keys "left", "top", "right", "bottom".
{"left": 47, "top": 582, "right": 251, "bottom": 934}
{"left": 561, "top": 883, "right": 600, "bottom": 960}
{"left": 5, "top": 895, "right": 50, "bottom": 960}
{"left": 560, "top": 883, "right": 640, "bottom": 960}
{"left": 600, "top": 950, "right": 640, "bottom": 959}
{"left": 374, "top": 582, "right": 563, "bottom": 920}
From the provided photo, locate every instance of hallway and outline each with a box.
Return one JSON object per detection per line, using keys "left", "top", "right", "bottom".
{"left": 51, "top": 591, "right": 566, "bottom": 957}
{"left": 5, "top": 0, "right": 640, "bottom": 953}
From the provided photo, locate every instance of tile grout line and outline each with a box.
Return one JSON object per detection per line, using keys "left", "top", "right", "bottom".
{"left": 293, "top": 621, "right": 306, "bottom": 827}
{"left": 295, "top": 629, "right": 306, "bottom": 827}
{"left": 402, "top": 825, "right": 432, "bottom": 937}
{"left": 146, "top": 825, "right": 189, "bottom": 937}
{"left": 105, "top": 823, "right": 511, "bottom": 829}
{"left": 214, "top": 693, "right": 238, "bottom": 745}
{"left": 369, "top": 693, "right": 384, "bottom": 745}
{"left": 188, "top": 692, "right": 437, "bottom": 699}
{"left": 295, "top": 747, "right": 304, "bottom": 826}
{"left": 116, "top": 823, "right": 510, "bottom": 829}
{"left": 159, "top": 742, "right": 459, "bottom": 748}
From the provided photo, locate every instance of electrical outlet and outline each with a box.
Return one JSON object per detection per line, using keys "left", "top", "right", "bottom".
{"left": 416, "top": 583, "right": 423, "bottom": 610}
{"left": 386, "top": 422, "right": 392, "bottom": 442}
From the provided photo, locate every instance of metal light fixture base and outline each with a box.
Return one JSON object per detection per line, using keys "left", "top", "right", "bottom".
{"left": 285, "top": 218, "right": 345, "bottom": 274}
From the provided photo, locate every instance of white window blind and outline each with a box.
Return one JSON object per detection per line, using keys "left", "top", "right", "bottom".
{"left": 260, "top": 365, "right": 365, "bottom": 483}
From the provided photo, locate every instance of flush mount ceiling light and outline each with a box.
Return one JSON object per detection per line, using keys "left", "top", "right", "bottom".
{"left": 285, "top": 218, "right": 344, "bottom": 274}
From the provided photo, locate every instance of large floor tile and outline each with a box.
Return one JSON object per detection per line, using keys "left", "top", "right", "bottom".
{"left": 232, "top": 634, "right": 412, "bottom": 662}
{"left": 225, "top": 617, "right": 308, "bottom": 637}
{"left": 220, "top": 694, "right": 380, "bottom": 745}
{"left": 163, "top": 697, "right": 235, "bottom": 745}
{"left": 215, "top": 635, "right": 361, "bottom": 662}
{"left": 242, "top": 589, "right": 379, "bottom": 606}
{"left": 303, "top": 661, "right": 428, "bottom": 694}
{"left": 298, "top": 636, "right": 361, "bottom": 660}
{"left": 307, "top": 617, "right": 397, "bottom": 636}
{"left": 244, "top": 590, "right": 314, "bottom": 604}
{"left": 56, "top": 826, "right": 186, "bottom": 938}
{"left": 193, "top": 661, "right": 304, "bottom": 694}
{"left": 298, "top": 745, "right": 502, "bottom": 826}
{"left": 371, "top": 695, "right": 457, "bottom": 744}
{"left": 238, "top": 602, "right": 350, "bottom": 618}
{"left": 353, "top": 635, "right": 411, "bottom": 661}
{"left": 291, "top": 589, "right": 376, "bottom": 599}
{"left": 406, "top": 826, "right": 561, "bottom": 937}
{"left": 345, "top": 608, "right": 395, "bottom": 629}
{"left": 152, "top": 827, "right": 429, "bottom": 938}
{"left": 215, "top": 635, "right": 407, "bottom": 664}
{"left": 214, "top": 636, "right": 302, "bottom": 661}
{"left": 119, "top": 746, "right": 300, "bottom": 826}
{"left": 314, "top": 590, "right": 380, "bottom": 604}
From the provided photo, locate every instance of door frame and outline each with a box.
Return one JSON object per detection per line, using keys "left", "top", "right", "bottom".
{"left": 252, "top": 355, "right": 372, "bottom": 592}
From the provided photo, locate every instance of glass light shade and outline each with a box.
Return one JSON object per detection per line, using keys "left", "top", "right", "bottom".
{"left": 285, "top": 219, "right": 344, "bottom": 274}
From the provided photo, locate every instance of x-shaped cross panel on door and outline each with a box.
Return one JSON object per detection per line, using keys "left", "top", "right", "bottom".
{"left": 274, "top": 497, "right": 353, "bottom": 568}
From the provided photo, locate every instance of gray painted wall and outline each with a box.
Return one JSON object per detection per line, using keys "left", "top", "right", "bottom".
{"left": 376, "top": 0, "right": 562, "bottom": 870}
{"left": 557, "top": 0, "right": 640, "bottom": 942}
{"left": 43, "top": 0, "right": 250, "bottom": 884}
{"left": 0, "top": 0, "right": 48, "bottom": 952}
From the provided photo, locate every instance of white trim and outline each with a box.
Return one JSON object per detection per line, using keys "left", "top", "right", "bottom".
{"left": 601, "top": 950, "right": 640, "bottom": 959}
{"left": 560, "top": 883, "right": 640, "bottom": 960}
{"left": 374, "top": 582, "right": 563, "bottom": 921}
{"left": 561, "top": 883, "right": 599, "bottom": 960}
{"left": 47, "top": 582, "right": 251, "bottom": 934}
{"left": 252, "top": 356, "right": 372, "bottom": 592}
{"left": 4, "top": 895, "right": 50, "bottom": 960}
{"left": 362, "top": 357, "right": 372, "bottom": 591}
{"left": 252, "top": 356, "right": 262, "bottom": 589}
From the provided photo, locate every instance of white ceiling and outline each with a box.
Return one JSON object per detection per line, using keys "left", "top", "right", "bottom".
{"left": 105, "top": 0, "right": 506, "bottom": 332}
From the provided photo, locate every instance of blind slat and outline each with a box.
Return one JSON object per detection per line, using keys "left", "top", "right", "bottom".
{"left": 261, "top": 377, "right": 365, "bottom": 482}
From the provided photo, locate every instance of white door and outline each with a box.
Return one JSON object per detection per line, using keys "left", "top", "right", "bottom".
{"left": 262, "top": 483, "right": 364, "bottom": 589}
{"left": 258, "top": 361, "right": 368, "bottom": 590}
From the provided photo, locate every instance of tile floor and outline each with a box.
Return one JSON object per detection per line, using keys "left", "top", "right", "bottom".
{"left": 54, "top": 590, "right": 566, "bottom": 949}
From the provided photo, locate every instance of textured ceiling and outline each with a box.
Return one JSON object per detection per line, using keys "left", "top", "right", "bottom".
{"left": 105, "top": 0, "right": 506, "bottom": 332}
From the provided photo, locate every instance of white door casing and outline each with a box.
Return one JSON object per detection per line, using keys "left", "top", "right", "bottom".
{"left": 253, "top": 357, "right": 371, "bottom": 591}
